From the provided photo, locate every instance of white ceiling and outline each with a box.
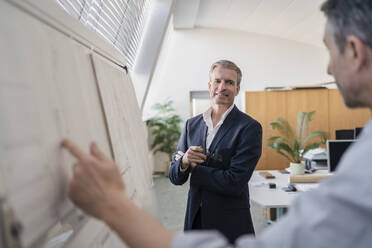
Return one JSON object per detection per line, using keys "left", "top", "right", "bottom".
{"left": 172, "top": 0, "right": 327, "bottom": 48}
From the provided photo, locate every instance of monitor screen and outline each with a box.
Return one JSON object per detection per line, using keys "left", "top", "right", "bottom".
{"left": 354, "top": 127, "right": 363, "bottom": 139}
{"left": 327, "top": 140, "right": 355, "bottom": 172}
{"left": 335, "top": 129, "right": 354, "bottom": 140}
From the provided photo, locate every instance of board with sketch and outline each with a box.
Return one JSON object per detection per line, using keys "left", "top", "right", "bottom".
{"left": 0, "top": 1, "right": 152, "bottom": 247}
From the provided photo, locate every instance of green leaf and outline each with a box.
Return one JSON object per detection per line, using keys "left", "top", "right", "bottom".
{"left": 293, "top": 140, "right": 301, "bottom": 162}
{"left": 269, "top": 118, "right": 296, "bottom": 145}
{"left": 267, "top": 111, "right": 327, "bottom": 163}
{"left": 297, "top": 111, "right": 316, "bottom": 146}
{"left": 146, "top": 99, "right": 183, "bottom": 160}
{"left": 267, "top": 141, "right": 296, "bottom": 162}
{"left": 303, "top": 130, "right": 329, "bottom": 145}
{"left": 267, "top": 136, "right": 290, "bottom": 146}
{"left": 268, "top": 145, "right": 293, "bottom": 162}
{"left": 302, "top": 142, "right": 323, "bottom": 156}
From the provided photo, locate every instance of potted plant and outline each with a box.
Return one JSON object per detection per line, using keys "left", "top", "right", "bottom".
{"left": 267, "top": 111, "right": 329, "bottom": 175}
{"left": 146, "top": 100, "right": 182, "bottom": 175}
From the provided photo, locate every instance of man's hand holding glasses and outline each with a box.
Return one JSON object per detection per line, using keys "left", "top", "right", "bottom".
{"left": 175, "top": 146, "right": 206, "bottom": 172}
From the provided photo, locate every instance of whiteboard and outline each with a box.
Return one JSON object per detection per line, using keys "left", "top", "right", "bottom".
{"left": 91, "top": 55, "right": 153, "bottom": 205}
{"left": 0, "top": 1, "right": 152, "bottom": 247}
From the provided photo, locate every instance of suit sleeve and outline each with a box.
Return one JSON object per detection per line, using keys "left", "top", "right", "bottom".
{"left": 168, "top": 120, "right": 191, "bottom": 185}
{"left": 190, "top": 121, "right": 262, "bottom": 197}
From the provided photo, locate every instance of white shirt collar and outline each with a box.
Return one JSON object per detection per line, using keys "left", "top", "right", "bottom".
{"left": 203, "top": 104, "right": 235, "bottom": 128}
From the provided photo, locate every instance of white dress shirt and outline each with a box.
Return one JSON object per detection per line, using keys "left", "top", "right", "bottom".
{"left": 173, "top": 119, "right": 372, "bottom": 248}
{"left": 179, "top": 104, "right": 234, "bottom": 172}
{"left": 203, "top": 104, "right": 234, "bottom": 152}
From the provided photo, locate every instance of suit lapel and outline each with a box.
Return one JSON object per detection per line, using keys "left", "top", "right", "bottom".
{"left": 199, "top": 121, "right": 208, "bottom": 154}
{"left": 208, "top": 106, "right": 238, "bottom": 154}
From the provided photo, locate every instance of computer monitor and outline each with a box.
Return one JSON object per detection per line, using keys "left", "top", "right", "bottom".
{"left": 335, "top": 129, "right": 354, "bottom": 140}
{"left": 327, "top": 140, "right": 355, "bottom": 172}
{"left": 354, "top": 127, "right": 363, "bottom": 139}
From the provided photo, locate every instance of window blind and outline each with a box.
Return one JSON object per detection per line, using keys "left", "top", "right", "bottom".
{"left": 56, "top": 0, "right": 149, "bottom": 68}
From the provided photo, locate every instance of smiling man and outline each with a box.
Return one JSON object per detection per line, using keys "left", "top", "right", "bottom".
{"left": 168, "top": 60, "right": 262, "bottom": 243}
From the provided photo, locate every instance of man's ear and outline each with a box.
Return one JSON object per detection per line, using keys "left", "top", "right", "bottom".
{"left": 235, "top": 85, "right": 240, "bottom": 96}
{"left": 346, "top": 35, "right": 368, "bottom": 72}
{"left": 208, "top": 81, "right": 211, "bottom": 91}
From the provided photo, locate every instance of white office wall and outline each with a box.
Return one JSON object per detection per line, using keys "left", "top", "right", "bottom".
{"left": 192, "top": 98, "right": 211, "bottom": 117}
{"left": 143, "top": 27, "right": 334, "bottom": 122}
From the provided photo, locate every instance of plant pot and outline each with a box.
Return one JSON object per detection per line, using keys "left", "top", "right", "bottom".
{"left": 289, "top": 162, "right": 305, "bottom": 176}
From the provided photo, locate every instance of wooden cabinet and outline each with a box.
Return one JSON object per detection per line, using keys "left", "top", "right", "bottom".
{"left": 246, "top": 89, "right": 371, "bottom": 170}
{"left": 245, "top": 91, "right": 287, "bottom": 170}
{"left": 328, "top": 90, "right": 371, "bottom": 139}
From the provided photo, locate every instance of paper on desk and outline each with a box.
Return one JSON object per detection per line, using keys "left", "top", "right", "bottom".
{"left": 290, "top": 174, "right": 331, "bottom": 183}
{"left": 251, "top": 182, "right": 268, "bottom": 188}
{"left": 295, "top": 183, "right": 320, "bottom": 192}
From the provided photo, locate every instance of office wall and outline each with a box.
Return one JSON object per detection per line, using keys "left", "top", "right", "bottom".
{"left": 143, "top": 26, "right": 334, "bottom": 122}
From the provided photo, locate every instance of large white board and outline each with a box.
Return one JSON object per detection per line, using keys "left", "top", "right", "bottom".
{"left": 0, "top": 1, "right": 153, "bottom": 247}
{"left": 91, "top": 55, "right": 153, "bottom": 205}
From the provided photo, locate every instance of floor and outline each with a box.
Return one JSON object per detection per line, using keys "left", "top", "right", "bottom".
{"left": 152, "top": 175, "right": 268, "bottom": 234}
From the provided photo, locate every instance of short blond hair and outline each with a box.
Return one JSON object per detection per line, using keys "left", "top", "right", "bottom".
{"left": 209, "top": 60, "right": 242, "bottom": 85}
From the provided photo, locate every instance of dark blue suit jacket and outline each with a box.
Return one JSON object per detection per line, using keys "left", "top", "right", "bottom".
{"left": 169, "top": 105, "right": 262, "bottom": 243}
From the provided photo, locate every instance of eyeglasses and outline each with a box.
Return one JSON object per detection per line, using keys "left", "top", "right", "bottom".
{"left": 206, "top": 153, "right": 223, "bottom": 163}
